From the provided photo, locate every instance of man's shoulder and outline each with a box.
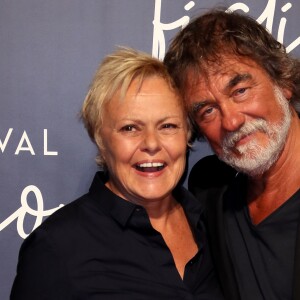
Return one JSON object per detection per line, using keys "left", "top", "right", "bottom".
{"left": 188, "top": 155, "right": 237, "bottom": 201}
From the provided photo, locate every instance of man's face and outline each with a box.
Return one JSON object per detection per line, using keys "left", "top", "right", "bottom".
{"left": 186, "top": 56, "right": 292, "bottom": 176}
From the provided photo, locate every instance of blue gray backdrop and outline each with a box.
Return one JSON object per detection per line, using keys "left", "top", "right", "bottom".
{"left": 1, "top": 1, "right": 300, "bottom": 299}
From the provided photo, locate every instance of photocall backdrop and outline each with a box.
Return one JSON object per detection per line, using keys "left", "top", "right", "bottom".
{"left": 1, "top": 0, "right": 299, "bottom": 298}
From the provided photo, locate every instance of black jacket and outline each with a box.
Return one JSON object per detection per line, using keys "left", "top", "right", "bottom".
{"left": 188, "top": 155, "right": 300, "bottom": 300}
{"left": 11, "top": 171, "right": 223, "bottom": 300}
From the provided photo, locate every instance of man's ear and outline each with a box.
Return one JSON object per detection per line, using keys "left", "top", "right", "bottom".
{"left": 282, "top": 88, "right": 292, "bottom": 100}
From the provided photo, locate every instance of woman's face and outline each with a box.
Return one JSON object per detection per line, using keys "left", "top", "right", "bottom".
{"left": 100, "top": 76, "right": 188, "bottom": 205}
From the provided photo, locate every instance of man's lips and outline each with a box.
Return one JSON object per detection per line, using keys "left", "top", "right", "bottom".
{"left": 224, "top": 131, "right": 256, "bottom": 149}
{"left": 234, "top": 132, "right": 256, "bottom": 147}
{"left": 134, "top": 162, "right": 166, "bottom": 172}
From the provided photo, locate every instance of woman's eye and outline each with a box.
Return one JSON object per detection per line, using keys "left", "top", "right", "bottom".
{"left": 162, "top": 123, "right": 177, "bottom": 129}
{"left": 120, "top": 125, "right": 136, "bottom": 132}
{"left": 160, "top": 123, "right": 181, "bottom": 135}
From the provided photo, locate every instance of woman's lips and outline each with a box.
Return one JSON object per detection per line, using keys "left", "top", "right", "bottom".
{"left": 135, "top": 162, "right": 166, "bottom": 172}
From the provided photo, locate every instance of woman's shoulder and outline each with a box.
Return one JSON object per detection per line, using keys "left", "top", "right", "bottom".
{"left": 25, "top": 189, "right": 108, "bottom": 248}
{"left": 23, "top": 194, "right": 90, "bottom": 243}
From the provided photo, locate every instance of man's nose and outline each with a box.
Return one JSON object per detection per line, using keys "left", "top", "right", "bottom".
{"left": 221, "top": 103, "right": 245, "bottom": 132}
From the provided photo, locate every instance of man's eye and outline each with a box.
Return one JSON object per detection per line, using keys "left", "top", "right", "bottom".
{"left": 195, "top": 106, "right": 217, "bottom": 122}
{"left": 203, "top": 107, "right": 214, "bottom": 115}
{"left": 199, "top": 106, "right": 215, "bottom": 119}
{"left": 192, "top": 102, "right": 216, "bottom": 119}
{"left": 234, "top": 87, "right": 247, "bottom": 96}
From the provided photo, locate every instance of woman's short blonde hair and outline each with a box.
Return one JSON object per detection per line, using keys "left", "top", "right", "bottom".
{"left": 81, "top": 47, "right": 190, "bottom": 167}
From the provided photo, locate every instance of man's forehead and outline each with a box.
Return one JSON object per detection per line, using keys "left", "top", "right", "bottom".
{"left": 187, "top": 57, "right": 258, "bottom": 88}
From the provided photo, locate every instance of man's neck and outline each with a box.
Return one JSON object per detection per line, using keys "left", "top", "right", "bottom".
{"left": 247, "top": 114, "right": 300, "bottom": 224}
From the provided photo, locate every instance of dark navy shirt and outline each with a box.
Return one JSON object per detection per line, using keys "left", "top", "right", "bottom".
{"left": 11, "top": 172, "right": 223, "bottom": 300}
{"left": 225, "top": 174, "right": 300, "bottom": 300}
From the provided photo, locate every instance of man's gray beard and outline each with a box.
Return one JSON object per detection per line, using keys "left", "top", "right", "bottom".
{"left": 218, "top": 86, "right": 292, "bottom": 177}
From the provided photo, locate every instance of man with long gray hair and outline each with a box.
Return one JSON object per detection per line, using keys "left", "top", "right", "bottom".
{"left": 164, "top": 8, "right": 300, "bottom": 300}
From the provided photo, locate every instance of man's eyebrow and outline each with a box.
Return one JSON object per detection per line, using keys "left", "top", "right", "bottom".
{"left": 191, "top": 101, "right": 210, "bottom": 113}
{"left": 190, "top": 74, "right": 252, "bottom": 113}
{"left": 226, "top": 73, "right": 252, "bottom": 90}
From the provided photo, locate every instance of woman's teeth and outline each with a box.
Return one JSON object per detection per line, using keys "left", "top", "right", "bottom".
{"left": 135, "top": 162, "right": 165, "bottom": 172}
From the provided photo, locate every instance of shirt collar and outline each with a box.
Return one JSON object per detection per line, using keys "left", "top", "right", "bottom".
{"left": 88, "top": 171, "right": 137, "bottom": 227}
{"left": 88, "top": 172, "right": 204, "bottom": 234}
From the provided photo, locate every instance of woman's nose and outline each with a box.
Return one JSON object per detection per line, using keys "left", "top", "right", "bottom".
{"left": 141, "top": 129, "right": 161, "bottom": 153}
